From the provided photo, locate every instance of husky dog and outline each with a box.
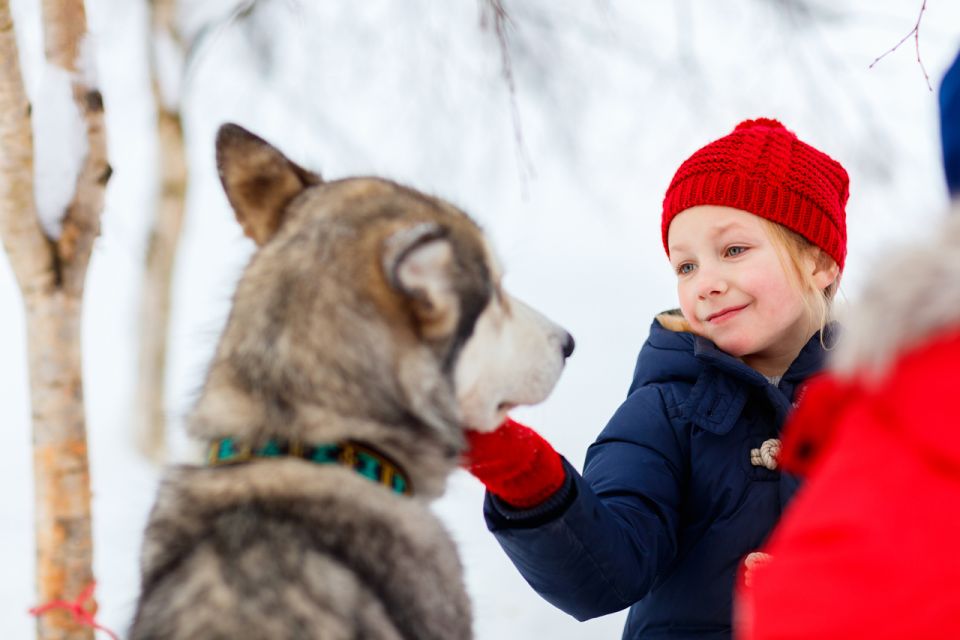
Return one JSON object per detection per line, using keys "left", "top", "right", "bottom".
{"left": 129, "top": 124, "right": 574, "bottom": 640}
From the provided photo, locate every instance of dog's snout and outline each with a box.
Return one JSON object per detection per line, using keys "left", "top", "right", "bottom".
{"left": 561, "top": 332, "right": 575, "bottom": 359}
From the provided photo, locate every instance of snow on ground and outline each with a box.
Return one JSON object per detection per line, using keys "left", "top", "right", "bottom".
{"left": 2, "top": 1, "right": 959, "bottom": 637}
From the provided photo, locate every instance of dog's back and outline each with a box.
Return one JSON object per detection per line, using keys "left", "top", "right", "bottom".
{"left": 131, "top": 462, "right": 469, "bottom": 639}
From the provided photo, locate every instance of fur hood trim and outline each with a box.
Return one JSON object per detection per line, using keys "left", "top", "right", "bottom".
{"left": 655, "top": 309, "right": 692, "bottom": 333}
{"left": 832, "top": 203, "right": 960, "bottom": 378}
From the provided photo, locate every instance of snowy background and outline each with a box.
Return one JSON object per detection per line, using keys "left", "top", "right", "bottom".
{"left": 2, "top": 1, "right": 959, "bottom": 637}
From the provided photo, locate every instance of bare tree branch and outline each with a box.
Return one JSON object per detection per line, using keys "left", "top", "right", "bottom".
{"left": 1, "top": 1, "right": 109, "bottom": 637}
{"left": 480, "top": 0, "right": 534, "bottom": 190}
{"left": 182, "top": 0, "right": 256, "bottom": 82}
{"left": 39, "top": 0, "right": 110, "bottom": 293}
{"left": 134, "top": 0, "right": 188, "bottom": 462}
{"left": 0, "top": 0, "right": 55, "bottom": 298}
{"left": 869, "top": 0, "right": 932, "bottom": 92}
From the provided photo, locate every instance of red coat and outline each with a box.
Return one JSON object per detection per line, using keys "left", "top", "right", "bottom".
{"left": 736, "top": 214, "right": 960, "bottom": 639}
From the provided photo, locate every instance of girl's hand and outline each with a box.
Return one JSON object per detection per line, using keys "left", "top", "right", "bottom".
{"left": 463, "top": 418, "right": 566, "bottom": 508}
{"left": 742, "top": 551, "right": 773, "bottom": 588}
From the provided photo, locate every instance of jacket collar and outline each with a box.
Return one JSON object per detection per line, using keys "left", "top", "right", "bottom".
{"left": 694, "top": 323, "right": 837, "bottom": 387}
{"left": 635, "top": 314, "right": 834, "bottom": 435}
{"left": 690, "top": 329, "right": 833, "bottom": 434}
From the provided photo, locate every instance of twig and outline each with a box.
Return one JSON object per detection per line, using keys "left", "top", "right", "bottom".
{"left": 868, "top": 0, "right": 932, "bottom": 92}
{"left": 480, "top": 0, "right": 535, "bottom": 194}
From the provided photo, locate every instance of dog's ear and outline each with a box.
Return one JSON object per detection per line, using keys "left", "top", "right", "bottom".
{"left": 216, "top": 123, "right": 322, "bottom": 246}
{"left": 384, "top": 223, "right": 459, "bottom": 339}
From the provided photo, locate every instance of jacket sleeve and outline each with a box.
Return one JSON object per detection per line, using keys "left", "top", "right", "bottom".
{"left": 483, "top": 386, "right": 686, "bottom": 620}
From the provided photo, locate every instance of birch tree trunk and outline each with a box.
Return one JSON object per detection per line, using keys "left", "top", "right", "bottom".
{"left": 134, "top": 0, "right": 186, "bottom": 462}
{"left": 0, "top": 0, "right": 109, "bottom": 638}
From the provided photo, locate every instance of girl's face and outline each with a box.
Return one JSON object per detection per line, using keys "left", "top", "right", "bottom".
{"left": 667, "top": 205, "right": 827, "bottom": 376}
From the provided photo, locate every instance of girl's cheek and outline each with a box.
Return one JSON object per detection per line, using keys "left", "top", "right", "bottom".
{"left": 678, "top": 289, "right": 698, "bottom": 325}
{"left": 676, "top": 284, "right": 690, "bottom": 309}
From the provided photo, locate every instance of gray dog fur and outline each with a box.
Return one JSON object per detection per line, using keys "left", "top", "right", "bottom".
{"left": 129, "top": 124, "right": 571, "bottom": 639}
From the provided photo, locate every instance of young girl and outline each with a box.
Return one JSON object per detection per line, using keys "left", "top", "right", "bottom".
{"left": 464, "top": 118, "right": 848, "bottom": 639}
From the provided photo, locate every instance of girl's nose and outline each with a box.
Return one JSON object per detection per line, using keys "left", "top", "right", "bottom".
{"left": 696, "top": 266, "right": 728, "bottom": 298}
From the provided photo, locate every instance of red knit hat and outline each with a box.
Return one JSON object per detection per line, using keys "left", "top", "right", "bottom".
{"left": 662, "top": 118, "right": 849, "bottom": 270}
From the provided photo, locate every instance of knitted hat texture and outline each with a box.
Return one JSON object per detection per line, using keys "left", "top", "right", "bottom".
{"left": 940, "top": 49, "right": 960, "bottom": 197}
{"left": 662, "top": 118, "right": 849, "bottom": 270}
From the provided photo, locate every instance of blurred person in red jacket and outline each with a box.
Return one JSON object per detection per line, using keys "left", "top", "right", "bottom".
{"left": 735, "top": 49, "right": 960, "bottom": 639}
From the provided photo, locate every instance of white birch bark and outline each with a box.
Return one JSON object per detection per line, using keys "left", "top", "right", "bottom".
{"left": 0, "top": 0, "right": 108, "bottom": 637}
{"left": 134, "top": 0, "right": 187, "bottom": 462}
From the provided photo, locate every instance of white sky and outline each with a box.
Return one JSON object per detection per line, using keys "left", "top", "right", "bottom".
{"left": 2, "top": 1, "right": 959, "bottom": 637}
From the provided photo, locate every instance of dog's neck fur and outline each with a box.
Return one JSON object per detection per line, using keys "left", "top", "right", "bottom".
{"left": 188, "top": 373, "right": 459, "bottom": 499}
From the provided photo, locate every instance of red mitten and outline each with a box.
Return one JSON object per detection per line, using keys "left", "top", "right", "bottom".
{"left": 464, "top": 417, "right": 566, "bottom": 508}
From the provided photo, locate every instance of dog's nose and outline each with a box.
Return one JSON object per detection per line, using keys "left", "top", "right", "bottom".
{"left": 561, "top": 332, "right": 575, "bottom": 359}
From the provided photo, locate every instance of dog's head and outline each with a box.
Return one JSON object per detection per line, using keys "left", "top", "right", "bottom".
{"left": 192, "top": 124, "right": 572, "bottom": 456}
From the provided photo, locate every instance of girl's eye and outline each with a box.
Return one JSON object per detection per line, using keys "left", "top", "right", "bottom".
{"left": 677, "top": 263, "right": 696, "bottom": 275}
{"left": 725, "top": 246, "right": 748, "bottom": 257}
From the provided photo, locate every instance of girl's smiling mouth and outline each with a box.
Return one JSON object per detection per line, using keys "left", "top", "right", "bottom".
{"left": 706, "top": 304, "right": 748, "bottom": 323}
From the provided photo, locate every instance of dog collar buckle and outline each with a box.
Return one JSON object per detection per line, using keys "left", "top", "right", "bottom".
{"left": 207, "top": 439, "right": 253, "bottom": 465}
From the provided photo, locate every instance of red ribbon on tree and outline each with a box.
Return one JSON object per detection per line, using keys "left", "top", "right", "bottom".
{"left": 28, "top": 581, "right": 119, "bottom": 640}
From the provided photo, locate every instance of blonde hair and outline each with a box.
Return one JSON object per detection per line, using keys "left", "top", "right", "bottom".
{"left": 760, "top": 218, "right": 840, "bottom": 338}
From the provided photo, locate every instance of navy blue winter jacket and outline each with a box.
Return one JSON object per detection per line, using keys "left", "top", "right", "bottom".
{"left": 484, "top": 314, "right": 832, "bottom": 639}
